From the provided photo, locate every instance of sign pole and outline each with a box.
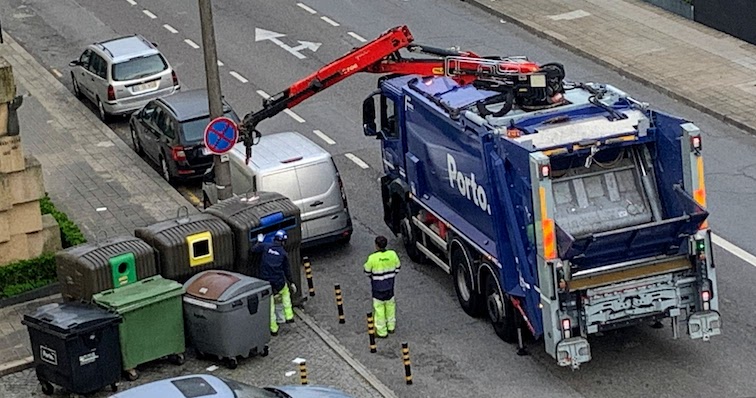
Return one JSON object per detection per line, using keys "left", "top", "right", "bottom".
{"left": 199, "top": 0, "right": 232, "bottom": 201}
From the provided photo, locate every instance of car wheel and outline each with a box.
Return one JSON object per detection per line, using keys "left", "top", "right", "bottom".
{"left": 71, "top": 73, "right": 82, "bottom": 99}
{"left": 160, "top": 156, "right": 174, "bottom": 183}
{"left": 96, "top": 97, "right": 109, "bottom": 122}
{"left": 130, "top": 126, "right": 144, "bottom": 155}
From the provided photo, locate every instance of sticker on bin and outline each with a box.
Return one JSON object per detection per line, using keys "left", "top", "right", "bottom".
{"left": 40, "top": 346, "right": 58, "bottom": 366}
{"left": 184, "top": 296, "right": 218, "bottom": 310}
{"left": 79, "top": 352, "right": 99, "bottom": 366}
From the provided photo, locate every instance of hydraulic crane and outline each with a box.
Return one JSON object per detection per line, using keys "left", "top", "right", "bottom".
{"left": 239, "top": 25, "right": 565, "bottom": 162}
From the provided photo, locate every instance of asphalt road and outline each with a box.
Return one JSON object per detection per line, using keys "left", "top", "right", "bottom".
{"left": 3, "top": 0, "right": 756, "bottom": 396}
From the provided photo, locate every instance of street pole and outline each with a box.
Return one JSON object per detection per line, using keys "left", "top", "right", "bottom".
{"left": 198, "top": 0, "right": 232, "bottom": 201}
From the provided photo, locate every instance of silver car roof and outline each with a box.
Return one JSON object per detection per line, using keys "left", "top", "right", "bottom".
{"left": 94, "top": 35, "right": 160, "bottom": 63}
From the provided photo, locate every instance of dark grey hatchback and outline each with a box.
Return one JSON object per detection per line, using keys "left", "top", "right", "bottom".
{"left": 129, "top": 89, "right": 240, "bottom": 182}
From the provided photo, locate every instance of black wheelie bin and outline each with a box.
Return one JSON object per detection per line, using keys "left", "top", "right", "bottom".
{"left": 22, "top": 302, "right": 122, "bottom": 396}
{"left": 183, "top": 270, "right": 272, "bottom": 369}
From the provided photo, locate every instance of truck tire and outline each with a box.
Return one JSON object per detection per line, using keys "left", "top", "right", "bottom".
{"left": 450, "top": 239, "right": 484, "bottom": 317}
{"left": 400, "top": 216, "right": 426, "bottom": 263}
{"left": 484, "top": 270, "right": 517, "bottom": 343}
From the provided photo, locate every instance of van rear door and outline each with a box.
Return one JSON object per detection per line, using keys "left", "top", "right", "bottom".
{"left": 295, "top": 160, "right": 349, "bottom": 240}
{"left": 261, "top": 169, "right": 307, "bottom": 237}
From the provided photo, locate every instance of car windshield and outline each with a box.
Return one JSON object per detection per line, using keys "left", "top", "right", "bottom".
{"left": 112, "top": 54, "right": 167, "bottom": 81}
{"left": 180, "top": 110, "right": 238, "bottom": 143}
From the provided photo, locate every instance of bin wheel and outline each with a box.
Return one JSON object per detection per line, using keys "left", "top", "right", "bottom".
{"left": 196, "top": 350, "right": 207, "bottom": 360}
{"left": 226, "top": 357, "right": 238, "bottom": 369}
{"left": 170, "top": 353, "right": 186, "bottom": 365}
{"left": 125, "top": 369, "right": 139, "bottom": 381}
{"left": 261, "top": 345, "right": 270, "bottom": 357}
{"left": 111, "top": 383, "right": 118, "bottom": 392}
{"left": 40, "top": 380, "right": 54, "bottom": 395}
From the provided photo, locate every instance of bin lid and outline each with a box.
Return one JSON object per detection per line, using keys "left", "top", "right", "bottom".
{"left": 21, "top": 302, "right": 120, "bottom": 336}
{"left": 92, "top": 275, "right": 184, "bottom": 313}
{"left": 184, "top": 270, "right": 269, "bottom": 303}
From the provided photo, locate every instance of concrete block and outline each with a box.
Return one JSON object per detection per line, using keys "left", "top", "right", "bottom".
{"left": 0, "top": 59, "right": 16, "bottom": 105}
{"left": 39, "top": 214, "right": 61, "bottom": 254}
{"left": 0, "top": 135, "right": 24, "bottom": 174}
{"left": 0, "top": 103, "right": 7, "bottom": 136}
{"left": 0, "top": 210, "right": 8, "bottom": 243}
{"left": 7, "top": 157, "right": 44, "bottom": 205}
{"left": 0, "top": 175, "right": 10, "bottom": 211}
{"left": 7, "top": 201, "right": 43, "bottom": 235}
{"left": 0, "top": 233, "right": 29, "bottom": 265}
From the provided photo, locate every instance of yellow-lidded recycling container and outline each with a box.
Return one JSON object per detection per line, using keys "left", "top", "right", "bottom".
{"left": 92, "top": 275, "right": 185, "bottom": 380}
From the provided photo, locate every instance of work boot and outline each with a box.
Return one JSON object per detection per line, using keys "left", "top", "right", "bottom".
{"left": 388, "top": 329, "right": 395, "bottom": 334}
{"left": 286, "top": 319, "right": 295, "bottom": 324}
{"left": 271, "top": 331, "right": 278, "bottom": 337}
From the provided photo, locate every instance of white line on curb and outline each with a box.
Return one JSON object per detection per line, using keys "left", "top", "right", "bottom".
{"left": 126, "top": 0, "right": 137, "bottom": 5}
{"left": 142, "top": 9, "right": 157, "bottom": 19}
{"left": 184, "top": 39, "right": 200, "bottom": 49}
{"left": 297, "top": 2, "right": 317, "bottom": 14}
{"left": 313, "top": 130, "right": 336, "bottom": 145}
{"left": 284, "top": 110, "right": 305, "bottom": 123}
{"left": 217, "top": 60, "right": 224, "bottom": 67}
{"left": 51, "top": 68, "right": 62, "bottom": 78}
{"left": 230, "top": 71, "right": 248, "bottom": 83}
{"left": 348, "top": 32, "right": 367, "bottom": 42}
{"left": 345, "top": 153, "right": 369, "bottom": 169}
{"left": 320, "top": 16, "right": 340, "bottom": 26}
{"left": 163, "top": 24, "right": 178, "bottom": 34}
{"left": 712, "top": 233, "right": 756, "bottom": 267}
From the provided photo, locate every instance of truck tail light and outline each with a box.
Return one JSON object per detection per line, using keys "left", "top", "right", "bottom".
{"left": 172, "top": 70, "right": 179, "bottom": 86}
{"left": 691, "top": 135, "right": 702, "bottom": 151}
{"left": 540, "top": 165, "right": 550, "bottom": 178}
{"left": 107, "top": 84, "right": 116, "bottom": 101}
{"left": 701, "top": 290, "right": 711, "bottom": 310}
{"left": 561, "top": 318, "right": 572, "bottom": 339}
{"left": 171, "top": 146, "right": 186, "bottom": 162}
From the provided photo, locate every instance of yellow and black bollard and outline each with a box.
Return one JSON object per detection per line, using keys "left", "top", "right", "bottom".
{"left": 299, "top": 360, "right": 309, "bottom": 385}
{"left": 303, "top": 257, "right": 315, "bottom": 297}
{"left": 367, "top": 312, "right": 377, "bottom": 353}
{"left": 334, "top": 284, "right": 345, "bottom": 324}
{"left": 401, "top": 342, "right": 413, "bottom": 385}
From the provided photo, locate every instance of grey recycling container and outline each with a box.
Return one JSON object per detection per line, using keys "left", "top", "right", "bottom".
{"left": 56, "top": 235, "right": 158, "bottom": 302}
{"left": 204, "top": 192, "right": 304, "bottom": 305}
{"left": 183, "top": 270, "right": 272, "bottom": 368}
{"left": 22, "top": 302, "right": 122, "bottom": 396}
{"left": 135, "top": 207, "right": 234, "bottom": 282}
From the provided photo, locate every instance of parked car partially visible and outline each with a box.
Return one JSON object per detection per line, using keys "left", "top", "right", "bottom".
{"left": 69, "top": 34, "right": 180, "bottom": 121}
{"left": 129, "top": 88, "right": 240, "bottom": 183}
{"left": 109, "top": 374, "right": 354, "bottom": 398}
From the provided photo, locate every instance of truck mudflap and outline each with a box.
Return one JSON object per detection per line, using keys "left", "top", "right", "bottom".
{"left": 688, "top": 311, "right": 722, "bottom": 341}
{"left": 556, "top": 337, "right": 591, "bottom": 370}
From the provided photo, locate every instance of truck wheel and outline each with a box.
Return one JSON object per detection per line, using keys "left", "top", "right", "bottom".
{"left": 450, "top": 239, "right": 484, "bottom": 317}
{"left": 484, "top": 272, "right": 517, "bottom": 343}
{"left": 400, "top": 217, "right": 426, "bottom": 263}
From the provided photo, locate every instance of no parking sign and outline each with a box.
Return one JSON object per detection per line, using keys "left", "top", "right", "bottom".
{"left": 203, "top": 117, "right": 238, "bottom": 155}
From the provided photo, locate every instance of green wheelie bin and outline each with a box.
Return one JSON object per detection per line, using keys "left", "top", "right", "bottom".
{"left": 93, "top": 275, "right": 185, "bottom": 381}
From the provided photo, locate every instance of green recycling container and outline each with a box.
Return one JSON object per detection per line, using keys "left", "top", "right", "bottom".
{"left": 92, "top": 275, "right": 185, "bottom": 380}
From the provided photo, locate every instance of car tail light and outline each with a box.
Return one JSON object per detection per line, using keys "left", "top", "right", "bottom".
{"left": 171, "top": 70, "right": 179, "bottom": 86}
{"left": 107, "top": 85, "right": 116, "bottom": 101}
{"left": 171, "top": 146, "right": 186, "bottom": 162}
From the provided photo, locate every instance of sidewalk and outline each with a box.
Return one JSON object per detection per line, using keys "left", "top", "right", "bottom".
{"left": 468, "top": 0, "right": 756, "bottom": 135}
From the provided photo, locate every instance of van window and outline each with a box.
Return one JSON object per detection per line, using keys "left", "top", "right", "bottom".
{"left": 296, "top": 162, "right": 336, "bottom": 198}
{"left": 261, "top": 170, "right": 301, "bottom": 201}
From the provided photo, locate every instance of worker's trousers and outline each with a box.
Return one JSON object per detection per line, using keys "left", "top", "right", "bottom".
{"left": 270, "top": 285, "right": 293, "bottom": 334}
{"left": 372, "top": 289, "right": 396, "bottom": 337}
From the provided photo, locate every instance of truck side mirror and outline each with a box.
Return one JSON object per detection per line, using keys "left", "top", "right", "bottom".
{"left": 362, "top": 97, "right": 377, "bottom": 137}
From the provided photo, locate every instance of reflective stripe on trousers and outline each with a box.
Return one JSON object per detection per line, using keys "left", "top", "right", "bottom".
{"left": 270, "top": 284, "right": 293, "bottom": 333}
{"left": 372, "top": 297, "right": 396, "bottom": 337}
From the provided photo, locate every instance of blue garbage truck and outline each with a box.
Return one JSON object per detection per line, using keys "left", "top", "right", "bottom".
{"left": 360, "top": 58, "right": 721, "bottom": 368}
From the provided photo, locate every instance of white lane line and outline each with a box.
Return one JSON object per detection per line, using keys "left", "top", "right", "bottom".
{"left": 256, "top": 89, "right": 271, "bottom": 99}
{"left": 163, "top": 24, "right": 178, "bottom": 34}
{"left": 712, "top": 233, "right": 756, "bottom": 267}
{"left": 348, "top": 32, "right": 367, "bottom": 42}
{"left": 217, "top": 60, "right": 224, "bottom": 67}
{"left": 313, "top": 130, "right": 336, "bottom": 145}
{"left": 51, "top": 68, "right": 62, "bottom": 78}
{"left": 345, "top": 153, "right": 369, "bottom": 169}
{"left": 320, "top": 16, "right": 340, "bottom": 26}
{"left": 142, "top": 9, "right": 157, "bottom": 19}
{"left": 184, "top": 39, "right": 200, "bottom": 49}
{"left": 297, "top": 2, "right": 317, "bottom": 14}
{"left": 230, "top": 71, "right": 248, "bottom": 83}
{"left": 126, "top": 0, "right": 137, "bottom": 5}
{"left": 284, "top": 109, "right": 305, "bottom": 123}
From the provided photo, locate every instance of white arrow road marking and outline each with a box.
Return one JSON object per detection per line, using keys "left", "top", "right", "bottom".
{"left": 142, "top": 9, "right": 157, "bottom": 19}
{"left": 230, "top": 71, "right": 248, "bottom": 83}
{"left": 184, "top": 39, "right": 200, "bottom": 49}
{"left": 313, "top": 130, "right": 336, "bottom": 145}
{"left": 163, "top": 24, "right": 178, "bottom": 34}
{"left": 345, "top": 153, "right": 369, "bottom": 169}
{"left": 256, "top": 90, "right": 306, "bottom": 123}
{"left": 255, "top": 28, "right": 320, "bottom": 59}
{"left": 320, "top": 16, "right": 340, "bottom": 26}
{"left": 297, "top": 3, "right": 317, "bottom": 14}
{"left": 348, "top": 32, "right": 366, "bottom": 42}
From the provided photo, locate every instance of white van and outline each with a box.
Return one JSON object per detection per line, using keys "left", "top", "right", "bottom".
{"left": 202, "top": 132, "right": 353, "bottom": 247}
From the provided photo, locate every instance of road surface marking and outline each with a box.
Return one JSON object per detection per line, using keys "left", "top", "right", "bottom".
{"left": 313, "top": 130, "right": 336, "bottom": 145}
{"left": 345, "top": 153, "right": 369, "bottom": 169}
{"left": 163, "top": 24, "right": 178, "bottom": 34}
{"left": 712, "top": 233, "right": 756, "bottom": 267}
{"left": 256, "top": 89, "right": 271, "bottom": 99}
{"left": 296, "top": 2, "right": 317, "bottom": 14}
{"left": 217, "top": 60, "right": 224, "bottom": 67}
{"left": 126, "top": 0, "right": 137, "bottom": 5}
{"left": 348, "top": 32, "right": 367, "bottom": 42}
{"left": 178, "top": 187, "right": 201, "bottom": 206}
{"left": 256, "top": 28, "right": 318, "bottom": 59}
{"left": 96, "top": 207, "right": 107, "bottom": 212}
{"left": 320, "top": 16, "right": 340, "bottom": 26}
{"left": 284, "top": 109, "right": 305, "bottom": 123}
{"left": 548, "top": 10, "right": 590, "bottom": 20}
{"left": 142, "top": 9, "right": 157, "bottom": 19}
{"left": 230, "top": 71, "right": 248, "bottom": 83}
{"left": 184, "top": 39, "right": 200, "bottom": 49}
{"left": 51, "top": 68, "right": 62, "bottom": 78}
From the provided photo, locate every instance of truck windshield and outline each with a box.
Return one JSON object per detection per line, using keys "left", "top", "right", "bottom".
{"left": 112, "top": 54, "right": 168, "bottom": 81}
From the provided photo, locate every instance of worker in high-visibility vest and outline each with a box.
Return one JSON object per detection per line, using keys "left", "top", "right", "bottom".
{"left": 364, "top": 235, "right": 401, "bottom": 337}
{"left": 252, "top": 230, "right": 296, "bottom": 336}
